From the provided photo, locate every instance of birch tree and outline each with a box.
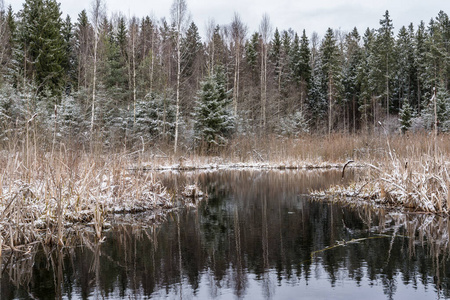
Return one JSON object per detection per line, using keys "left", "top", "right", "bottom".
{"left": 171, "top": 0, "right": 189, "bottom": 154}
{"left": 90, "top": 0, "right": 105, "bottom": 133}
{"left": 259, "top": 13, "right": 272, "bottom": 130}
{"left": 129, "top": 16, "right": 138, "bottom": 125}
{"left": 230, "top": 13, "right": 247, "bottom": 116}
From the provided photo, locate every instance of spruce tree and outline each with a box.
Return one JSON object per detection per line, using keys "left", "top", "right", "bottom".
{"left": 74, "top": 9, "right": 91, "bottom": 91}
{"left": 342, "top": 27, "right": 362, "bottom": 133}
{"left": 62, "top": 15, "right": 76, "bottom": 93}
{"left": 414, "top": 21, "right": 428, "bottom": 112}
{"left": 393, "top": 25, "right": 415, "bottom": 112}
{"left": 399, "top": 100, "right": 414, "bottom": 133}
{"left": 18, "top": 0, "right": 67, "bottom": 97}
{"left": 359, "top": 27, "right": 377, "bottom": 131}
{"left": 320, "top": 28, "right": 342, "bottom": 135}
{"left": 298, "top": 30, "right": 311, "bottom": 110}
{"left": 270, "top": 28, "right": 282, "bottom": 96}
{"left": 193, "top": 67, "right": 234, "bottom": 148}
{"left": 181, "top": 22, "right": 202, "bottom": 79}
{"left": 375, "top": 10, "right": 395, "bottom": 118}
{"left": 181, "top": 21, "right": 203, "bottom": 102}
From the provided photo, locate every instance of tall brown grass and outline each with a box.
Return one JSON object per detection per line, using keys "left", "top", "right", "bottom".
{"left": 0, "top": 132, "right": 171, "bottom": 251}
{"left": 311, "top": 132, "right": 450, "bottom": 214}
{"left": 1, "top": 129, "right": 448, "bottom": 252}
{"left": 147, "top": 132, "right": 449, "bottom": 169}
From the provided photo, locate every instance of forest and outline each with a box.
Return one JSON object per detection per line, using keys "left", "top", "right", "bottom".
{"left": 0, "top": 0, "right": 449, "bottom": 154}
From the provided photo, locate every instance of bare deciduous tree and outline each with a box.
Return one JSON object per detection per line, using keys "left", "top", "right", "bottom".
{"left": 205, "top": 18, "right": 216, "bottom": 75}
{"left": 129, "top": 16, "right": 139, "bottom": 125}
{"left": 230, "top": 13, "right": 247, "bottom": 116}
{"left": 259, "top": 13, "right": 272, "bottom": 130}
{"left": 171, "top": 0, "right": 190, "bottom": 154}
{"left": 90, "top": 0, "right": 106, "bottom": 134}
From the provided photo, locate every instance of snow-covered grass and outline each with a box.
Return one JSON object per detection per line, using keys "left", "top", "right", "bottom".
{"left": 0, "top": 148, "right": 181, "bottom": 252}
{"left": 313, "top": 133, "right": 450, "bottom": 215}
{"left": 1, "top": 131, "right": 448, "bottom": 252}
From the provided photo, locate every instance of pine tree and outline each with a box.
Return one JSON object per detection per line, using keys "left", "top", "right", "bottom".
{"left": 193, "top": 67, "right": 234, "bottom": 148}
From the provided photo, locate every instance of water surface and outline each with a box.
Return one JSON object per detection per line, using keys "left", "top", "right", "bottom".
{"left": 2, "top": 170, "right": 450, "bottom": 299}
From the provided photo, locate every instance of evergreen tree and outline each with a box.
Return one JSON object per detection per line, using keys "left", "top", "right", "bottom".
{"left": 102, "top": 18, "right": 127, "bottom": 100}
{"left": 18, "top": 0, "right": 67, "bottom": 97}
{"left": 298, "top": 30, "right": 311, "bottom": 109}
{"left": 131, "top": 92, "right": 176, "bottom": 141}
{"left": 320, "top": 27, "right": 342, "bottom": 135}
{"left": 426, "top": 11, "right": 450, "bottom": 92}
{"left": 375, "top": 10, "right": 395, "bottom": 117}
{"left": 290, "top": 33, "right": 301, "bottom": 86}
{"left": 399, "top": 100, "right": 414, "bottom": 133}
{"left": 359, "top": 27, "right": 377, "bottom": 131}
{"left": 414, "top": 21, "right": 428, "bottom": 112}
{"left": 422, "top": 83, "right": 450, "bottom": 131}
{"left": 0, "top": 4, "right": 10, "bottom": 85}
{"left": 307, "top": 48, "right": 325, "bottom": 128}
{"left": 270, "top": 28, "right": 282, "bottom": 94}
{"left": 393, "top": 24, "right": 415, "bottom": 112}
{"left": 342, "top": 27, "right": 362, "bottom": 133}
{"left": 269, "top": 29, "right": 291, "bottom": 104}
{"left": 74, "top": 9, "right": 91, "bottom": 91}
{"left": 62, "top": 15, "right": 76, "bottom": 93}
{"left": 193, "top": 67, "right": 234, "bottom": 147}
{"left": 181, "top": 22, "right": 202, "bottom": 79}
{"left": 245, "top": 32, "right": 260, "bottom": 81}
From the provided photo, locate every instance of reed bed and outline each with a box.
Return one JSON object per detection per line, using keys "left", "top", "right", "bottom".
{"left": 144, "top": 132, "right": 449, "bottom": 171}
{"left": 0, "top": 146, "right": 173, "bottom": 251}
{"left": 1, "top": 131, "right": 448, "bottom": 252}
{"left": 314, "top": 132, "right": 450, "bottom": 215}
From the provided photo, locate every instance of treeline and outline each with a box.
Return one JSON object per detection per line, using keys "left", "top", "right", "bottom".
{"left": 0, "top": 0, "right": 449, "bottom": 151}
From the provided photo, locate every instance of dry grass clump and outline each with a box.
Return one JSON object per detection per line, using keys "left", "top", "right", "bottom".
{"left": 317, "top": 133, "right": 450, "bottom": 215}
{"left": 0, "top": 147, "right": 172, "bottom": 251}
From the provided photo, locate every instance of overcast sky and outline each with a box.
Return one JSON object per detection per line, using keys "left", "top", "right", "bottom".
{"left": 5, "top": 0, "right": 446, "bottom": 39}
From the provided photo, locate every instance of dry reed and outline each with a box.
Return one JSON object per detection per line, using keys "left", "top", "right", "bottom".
{"left": 314, "top": 132, "right": 450, "bottom": 215}
{"left": 0, "top": 144, "right": 172, "bottom": 251}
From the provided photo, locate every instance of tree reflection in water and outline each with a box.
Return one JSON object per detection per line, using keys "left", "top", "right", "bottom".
{"left": 2, "top": 170, "right": 450, "bottom": 299}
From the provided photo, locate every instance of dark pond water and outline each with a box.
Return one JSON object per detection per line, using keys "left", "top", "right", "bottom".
{"left": 2, "top": 169, "right": 450, "bottom": 299}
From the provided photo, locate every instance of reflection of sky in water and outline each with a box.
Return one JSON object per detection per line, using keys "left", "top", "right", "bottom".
{"left": 153, "top": 268, "right": 434, "bottom": 300}
{"left": 2, "top": 170, "right": 449, "bottom": 299}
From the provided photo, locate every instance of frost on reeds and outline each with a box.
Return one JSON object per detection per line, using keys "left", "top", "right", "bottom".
{"left": 0, "top": 150, "right": 173, "bottom": 251}
{"left": 315, "top": 135, "right": 450, "bottom": 215}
